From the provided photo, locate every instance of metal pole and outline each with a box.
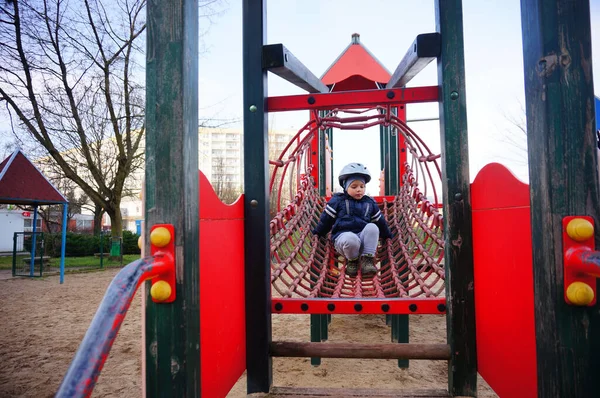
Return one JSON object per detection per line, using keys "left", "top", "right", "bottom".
{"left": 60, "top": 203, "right": 68, "bottom": 284}
{"left": 30, "top": 205, "right": 38, "bottom": 277}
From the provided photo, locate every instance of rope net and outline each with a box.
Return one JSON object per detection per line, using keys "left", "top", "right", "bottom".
{"left": 269, "top": 108, "right": 444, "bottom": 302}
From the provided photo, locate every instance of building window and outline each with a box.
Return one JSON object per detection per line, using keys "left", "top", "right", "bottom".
{"left": 23, "top": 218, "right": 42, "bottom": 232}
{"left": 76, "top": 219, "right": 93, "bottom": 230}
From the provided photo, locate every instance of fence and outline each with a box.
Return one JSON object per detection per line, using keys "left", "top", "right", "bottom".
{"left": 12, "top": 232, "right": 46, "bottom": 277}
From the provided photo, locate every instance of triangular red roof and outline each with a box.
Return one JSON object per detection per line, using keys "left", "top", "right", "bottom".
{"left": 321, "top": 33, "right": 391, "bottom": 91}
{"left": 0, "top": 149, "right": 67, "bottom": 205}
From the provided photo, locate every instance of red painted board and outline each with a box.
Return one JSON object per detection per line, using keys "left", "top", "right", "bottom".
{"left": 199, "top": 171, "right": 246, "bottom": 398}
{"left": 321, "top": 43, "right": 390, "bottom": 85}
{"left": 272, "top": 297, "right": 446, "bottom": 315}
{"left": 267, "top": 86, "right": 439, "bottom": 113}
{"left": 471, "top": 163, "right": 537, "bottom": 398}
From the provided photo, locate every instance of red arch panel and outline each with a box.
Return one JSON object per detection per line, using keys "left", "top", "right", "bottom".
{"left": 199, "top": 171, "right": 246, "bottom": 397}
{"left": 471, "top": 163, "right": 537, "bottom": 398}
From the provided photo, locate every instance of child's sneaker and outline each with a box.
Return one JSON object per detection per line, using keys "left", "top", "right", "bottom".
{"left": 346, "top": 258, "right": 359, "bottom": 277}
{"left": 360, "top": 255, "right": 377, "bottom": 277}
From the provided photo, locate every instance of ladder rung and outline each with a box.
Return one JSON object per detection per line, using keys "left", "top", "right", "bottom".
{"left": 270, "top": 341, "right": 450, "bottom": 360}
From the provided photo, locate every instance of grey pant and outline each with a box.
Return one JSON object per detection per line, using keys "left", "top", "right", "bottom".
{"left": 334, "top": 223, "right": 379, "bottom": 260}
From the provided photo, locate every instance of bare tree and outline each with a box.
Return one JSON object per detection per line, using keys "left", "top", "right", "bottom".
{"left": 499, "top": 102, "right": 529, "bottom": 167}
{"left": 268, "top": 131, "right": 296, "bottom": 217}
{"left": 212, "top": 156, "right": 241, "bottom": 204}
{"left": 35, "top": 187, "right": 88, "bottom": 233}
{"left": 0, "top": 0, "right": 147, "bottom": 238}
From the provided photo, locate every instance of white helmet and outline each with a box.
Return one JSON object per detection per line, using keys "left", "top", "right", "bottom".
{"left": 338, "top": 162, "right": 371, "bottom": 187}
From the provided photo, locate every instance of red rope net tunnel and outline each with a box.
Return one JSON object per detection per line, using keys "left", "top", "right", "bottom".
{"left": 269, "top": 108, "right": 445, "bottom": 314}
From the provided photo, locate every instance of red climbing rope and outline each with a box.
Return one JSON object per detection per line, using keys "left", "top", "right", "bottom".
{"left": 269, "top": 109, "right": 445, "bottom": 315}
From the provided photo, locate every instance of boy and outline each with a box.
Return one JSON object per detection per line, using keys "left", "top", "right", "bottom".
{"left": 312, "top": 162, "right": 393, "bottom": 277}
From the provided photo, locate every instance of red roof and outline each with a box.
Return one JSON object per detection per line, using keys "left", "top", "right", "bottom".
{"left": 321, "top": 33, "right": 391, "bottom": 90}
{"left": 0, "top": 149, "right": 67, "bottom": 205}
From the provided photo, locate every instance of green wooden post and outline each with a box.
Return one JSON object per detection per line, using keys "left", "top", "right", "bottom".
{"left": 435, "top": 0, "right": 477, "bottom": 395}
{"left": 327, "top": 128, "right": 334, "bottom": 191}
{"left": 144, "top": 0, "right": 200, "bottom": 396}
{"left": 521, "top": 1, "right": 600, "bottom": 395}
{"left": 379, "top": 123, "right": 386, "bottom": 177}
{"left": 388, "top": 107, "right": 399, "bottom": 195}
{"left": 310, "top": 314, "right": 322, "bottom": 366}
{"left": 379, "top": 108, "right": 408, "bottom": 368}
{"left": 243, "top": 0, "right": 272, "bottom": 393}
{"left": 99, "top": 232, "right": 104, "bottom": 269}
{"left": 311, "top": 119, "right": 329, "bottom": 365}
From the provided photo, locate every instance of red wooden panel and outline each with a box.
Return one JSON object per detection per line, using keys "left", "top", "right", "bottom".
{"left": 471, "top": 163, "right": 530, "bottom": 210}
{"left": 321, "top": 42, "right": 390, "bottom": 85}
{"left": 471, "top": 163, "right": 537, "bottom": 398}
{"left": 199, "top": 171, "right": 246, "bottom": 398}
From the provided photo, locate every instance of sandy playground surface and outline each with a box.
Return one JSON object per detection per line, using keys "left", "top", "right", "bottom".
{"left": 0, "top": 269, "right": 499, "bottom": 397}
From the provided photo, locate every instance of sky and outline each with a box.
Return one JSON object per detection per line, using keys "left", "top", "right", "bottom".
{"left": 1, "top": 0, "right": 599, "bottom": 194}
{"left": 196, "top": 0, "right": 600, "bottom": 191}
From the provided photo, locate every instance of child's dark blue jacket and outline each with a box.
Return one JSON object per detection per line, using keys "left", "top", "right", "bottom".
{"left": 312, "top": 192, "right": 393, "bottom": 241}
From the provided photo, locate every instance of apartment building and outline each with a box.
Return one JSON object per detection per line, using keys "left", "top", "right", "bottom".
{"left": 114, "top": 127, "right": 297, "bottom": 231}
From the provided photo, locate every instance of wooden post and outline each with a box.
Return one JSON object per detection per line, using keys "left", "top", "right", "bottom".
{"left": 144, "top": 0, "right": 200, "bottom": 396}
{"left": 520, "top": 0, "right": 600, "bottom": 396}
{"left": 243, "top": 0, "right": 272, "bottom": 393}
{"left": 435, "top": 0, "right": 477, "bottom": 395}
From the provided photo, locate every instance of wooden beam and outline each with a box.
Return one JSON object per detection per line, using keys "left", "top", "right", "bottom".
{"left": 270, "top": 386, "right": 450, "bottom": 397}
{"left": 144, "top": 0, "right": 200, "bottom": 396}
{"left": 263, "top": 44, "right": 329, "bottom": 93}
{"left": 243, "top": 0, "right": 272, "bottom": 394}
{"left": 434, "top": 0, "right": 477, "bottom": 396}
{"left": 521, "top": 0, "right": 600, "bottom": 396}
{"left": 386, "top": 33, "right": 441, "bottom": 89}
{"left": 270, "top": 341, "right": 450, "bottom": 360}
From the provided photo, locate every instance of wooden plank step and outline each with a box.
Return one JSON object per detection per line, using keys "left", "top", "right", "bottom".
{"left": 266, "top": 386, "right": 450, "bottom": 397}
{"left": 270, "top": 341, "right": 451, "bottom": 360}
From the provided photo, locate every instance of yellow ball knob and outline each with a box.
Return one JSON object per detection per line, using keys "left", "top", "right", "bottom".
{"left": 150, "top": 280, "right": 172, "bottom": 302}
{"left": 150, "top": 227, "right": 171, "bottom": 247}
{"left": 566, "top": 218, "right": 594, "bottom": 242}
{"left": 137, "top": 236, "right": 143, "bottom": 250}
{"left": 566, "top": 282, "right": 595, "bottom": 306}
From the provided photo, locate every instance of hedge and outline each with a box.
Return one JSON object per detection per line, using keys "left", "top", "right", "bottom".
{"left": 37, "top": 231, "right": 141, "bottom": 257}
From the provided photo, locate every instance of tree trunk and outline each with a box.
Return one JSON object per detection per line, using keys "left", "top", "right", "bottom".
{"left": 93, "top": 205, "right": 104, "bottom": 236}
{"left": 106, "top": 208, "right": 123, "bottom": 238}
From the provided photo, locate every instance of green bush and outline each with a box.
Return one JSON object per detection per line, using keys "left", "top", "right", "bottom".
{"left": 122, "top": 230, "right": 141, "bottom": 255}
{"left": 42, "top": 231, "right": 141, "bottom": 257}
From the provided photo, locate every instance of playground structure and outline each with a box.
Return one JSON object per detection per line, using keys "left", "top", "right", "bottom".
{"left": 0, "top": 149, "right": 69, "bottom": 282}
{"left": 55, "top": 0, "right": 600, "bottom": 397}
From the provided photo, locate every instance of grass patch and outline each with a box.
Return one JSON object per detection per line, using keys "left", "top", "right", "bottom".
{"left": 0, "top": 254, "right": 141, "bottom": 270}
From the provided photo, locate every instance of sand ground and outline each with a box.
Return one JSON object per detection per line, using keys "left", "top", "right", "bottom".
{"left": 0, "top": 269, "right": 498, "bottom": 397}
